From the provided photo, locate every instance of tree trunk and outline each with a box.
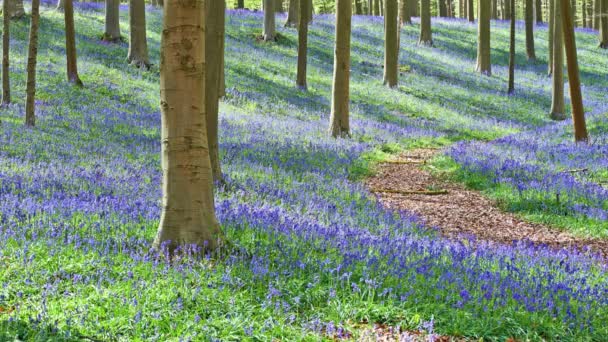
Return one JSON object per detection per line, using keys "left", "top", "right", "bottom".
{"left": 400, "top": 0, "right": 412, "bottom": 24}
{"left": 582, "top": 0, "right": 587, "bottom": 26}
{"left": 492, "top": 0, "right": 498, "bottom": 19}
{"left": 550, "top": 0, "right": 565, "bottom": 120}
{"left": 476, "top": 0, "right": 491, "bottom": 75}
{"left": 2, "top": 0, "right": 10, "bottom": 106}
{"left": 25, "top": 0, "right": 40, "bottom": 127}
{"left": 467, "top": 0, "right": 474, "bottom": 21}
{"left": 384, "top": 0, "right": 399, "bottom": 87}
{"left": 505, "top": 0, "right": 511, "bottom": 19}
{"left": 65, "top": 0, "right": 83, "bottom": 86}
{"left": 570, "top": 0, "right": 576, "bottom": 26}
{"left": 206, "top": 0, "right": 225, "bottom": 183}
{"left": 508, "top": 0, "right": 515, "bottom": 93}
{"left": 263, "top": 0, "right": 276, "bottom": 40}
{"left": 438, "top": 0, "right": 447, "bottom": 16}
{"left": 285, "top": 0, "right": 298, "bottom": 26}
{"left": 329, "top": 0, "right": 351, "bottom": 138}
{"left": 594, "top": 0, "right": 600, "bottom": 29}
{"left": 9, "top": 0, "right": 25, "bottom": 18}
{"left": 548, "top": 0, "right": 554, "bottom": 75}
{"left": 374, "top": 0, "right": 380, "bottom": 15}
{"left": 600, "top": 0, "right": 608, "bottom": 47}
{"left": 525, "top": 0, "right": 536, "bottom": 60}
{"left": 154, "top": 0, "right": 223, "bottom": 253}
{"left": 103, "top": 0, "right": 121, "bottom": 42}
{"left": 419, "top": 0, "right": 433, "bottom": 45}
{"left": 57, "top": 0, "right": 65, "bottom": 11}
{"left": 536, "top": 0, "right": 543, "bottom": 22}
{"left": 355, "top": 0, "right": 363, "bottom": 14}
{"left": 237, "top": 0, "right": 244, "bottom": 8}
{"left": 127, "top": 0, "right": 150, "bottom": 68}
{"left": 561, "top": 0, "right": 588, "bottom": 142}
{"left": 276, "top": 0, "right": 284, "bottom": 12}
{"left": 296, "top": 0, "right": 308, "bottom": 89}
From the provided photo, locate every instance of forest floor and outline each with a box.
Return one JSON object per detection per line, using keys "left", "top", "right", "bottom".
{"left": 367, "top": 148, "right": 608, "bottom": 260}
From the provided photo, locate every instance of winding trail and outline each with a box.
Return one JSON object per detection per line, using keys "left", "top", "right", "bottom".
{"left": 366, "top": 148, "right": 608, "bottom": 260}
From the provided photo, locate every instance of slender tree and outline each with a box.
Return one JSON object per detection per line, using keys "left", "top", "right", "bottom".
{"left": 548, "top": 0, "right": 554, "bottom": 75}
{"left": 399, "top": 0, "right": 412, "bottom": 24}
{"left": 57, "top": 0, "right": 65, "bottom": 11}
{"left": 374, "top": 0, "right": 380, "bottom": 14}
{"left": 9, "top": 0, "right": 25, "bottom": 18}
{"left": 384, "top": 0, "right": 399, "bottom": 87}
{"left": 476, "top": 0, "right": 491, "bottom": 75}
{"left": 561, "top": 0, "right": 588, "bottom": 142}
{"left": 468, "top": 0, "right": 474, "bottom": 21}
{"left": 525, "top": 0, "right": 536, "bottom": 60}
{"left": 508, "top": 0, "right": 516, "bottom": 93}
{"left": 2, "top": 0, "right": 10, "bottom": 106}
{"left": 154, "top": 0, "right": 223, "bottom": 253}
{"left": 594, "top": 0, "right": 600, "bottom": 29}
{"left": 25, "top": 0, "right": 40, "bottom": 127}
{"left": 355, "top": 0, "right": 364, "bottom": 14}
{"left": 505, "top": 0, "right": 512, "bottom": 19}
{"left": 419, "top": 0, "right": 433, "bottom": 45}
{"left": 438, "top": 0, "right": 447, "bottom": 16}
{"left": 237, "top": 0, "right": 244, "bottom": 8}
{"left": 296, "top": 0, "right": 308, "bottom": 89}
{"left": 550, "top": 0, "right": 565, "bottom": 120}
{"left": 329, "top": 0, "right": 352, "bottom": 137}
{"left": 263, "top": 0, "right": 276, "bottom": 40}
{"left": 285, "top": 0, "right": 298, "bottom": 26}
{"left": 103, "top": 0, "right": 121, "bottom": 42}
{"left": 65, "top": 0, "right": 83, "bottom": 86}
{"left": 205, "top": 0, "right": 225, "bottom": 183}
{"left": 536, "top": 0, "right": 543, "bottom": 22}
{"left": 600, "top": 0, "right": 608, "bottom": 47}
{"left": 127, "top": 0, "right": 150, "bottom": 68}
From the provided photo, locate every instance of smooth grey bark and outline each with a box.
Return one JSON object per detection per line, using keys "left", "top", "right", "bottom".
{"left": 154, "top": 0, "right": 223, "bottom": 253}
{"left": 419, "top": 0, "right": 433, "bottom": 45}
{"left": 25, "top": 0, "right": 40, "bottom": 127}
{"left": 550, "top": 0, "right": 565, "bottom": 121}
{"left": 285, "top": 0, "right": 298, "bottom": 26}
{"left": 384, "top": 0, "right": 399, "bottom": 87}
{"left": 296, "top": 0, "right": 308, "bottom": 89}
{"left": 600, "top": 0, "right": 608, "bottom": 47}
{"left": 9, "top": 0, "right": 25, "bottom": 18}
{"left": 329, "top": 0, "right": 352, "bottom": 138}
{"left": 508, "top": 0, "right": 515, "bottom": 93}
{"left": 127, "top": 0, "right": 150, "bottom": 68}
{"left": 476, "top": 0, "right": 491, "bottom": 75}
{"left": 468, "top": 0, "right": 474, "bottom": 21}
{"left": 548, "top": 0, "right": 554, "bottom": 75}
{"left": 525, "top": 0, "right": 536, "bottom": 60}
{"left": 2, "top": 0, "right": 10, "bottom": 106}
{"left": 103, "top": 0, "right": 121, "bottom": 42}
{"left": 263, "top": 0, "right": 276, "bottom": 40}
{"left": 399, "top": 0, "right": 412, "bottom": 24}
{"left": 65, "top": 0, "right": 83, "bottom": 86}
{"left": 57, "top": 0, "right": 65, "bottom": 11}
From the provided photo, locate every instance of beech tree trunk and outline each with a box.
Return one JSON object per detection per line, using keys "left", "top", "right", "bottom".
{"left": 206, "top": 0, "right": 225, "bottom": 183}
{"left": 600, "top": 0, "right": 608, "bottom": 47}
{"left": 536, "top": 0, "right": 543, "bottom": 22}
{"left": 2, "top": 0, "right": 10, "bottom": 106}
{"left": 548, "top": 0, "right": 554, "bottom": 75}
{"left": 419, "top": 0, "right": 433, "bottom": 45}
{"left": 561, "top": 0, "right": 588, "bottom": 142}
{"left": 468, "top": 0, "right": 474, "bottom": 21}
{"left": 508, "top": 0, "right": 515, "bottom": 93}
{"left": 25, "top": 0, "right": 40, "bottom": 127}
{"left": 296, "top": 0, "right": 308, "bottom": 89}
{"left": 400, "top": 0, "right": 412, "bottom": 24}
{"left": 285, "top": 0, "right": 298, "bottom": 26}
{"left": 374, "top": 0, "right": 380, "bottom": 15}
{"left": 438, "top": 0, "right": 447, "bottom": 16}
{"left": 476, "top": 0, "right": 491, "bottom": 75}
{"left": 384, "top": 0, "right": 399, "bottom": 87}
{"left": 505, "top": 0, "right": 512, "bottom": 19}
{"left": 492, "top": 0, "right": 498, "bottom": 19}
{"left": 594, "top": 0, "right": 600, "bottom": 29}
{"left": 57, "top": 0, "right": 65, "bottom": 11}
{"left": 329, "top": 0, "right": 351, "bottom": 138}
{"left": 65, "top": 0, "right": 83, "bottom": 86}
{"left": 550, "top": 0, "right": 565, "bottom": 120}
{"left": 237, "top": 0, "right": 244, "bottom": 8}
{"left": 103, "top": 0, "right": 121, "bottom": 42}
{"left": 355, "top": 0, "right": 363, "bottom": 14}
{"left": 263, "top": 0, "right": 276, "bottom": 40}
{"left": 127, "top": 0, "right": 150, "bottom": 68}
{"left": 154, "top": 0, "right": 223, "bottom": 253}
{"left": 9, "top": 0, "right": 25, "bottom": 18}
{"left": 525, "top": 0, "right": 536, "bottom": 60}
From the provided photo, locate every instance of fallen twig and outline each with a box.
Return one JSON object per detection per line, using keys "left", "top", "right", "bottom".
{"left": 371, "top": 188, "right": 448, "bottom": 195}
{"left": 383, "top": 160, "right": 426, "bottom": 165}
{"left": 562, "top": 168, "right": 589, "bottom": 173}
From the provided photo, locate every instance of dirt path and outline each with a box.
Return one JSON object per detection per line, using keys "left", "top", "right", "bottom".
{"left": 366, "top": 148, "right": 608, "bottom": 260}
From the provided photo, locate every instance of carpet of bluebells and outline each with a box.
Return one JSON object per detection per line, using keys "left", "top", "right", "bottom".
{"left": 1, "top": 2, "right": 608, "bottom": 340}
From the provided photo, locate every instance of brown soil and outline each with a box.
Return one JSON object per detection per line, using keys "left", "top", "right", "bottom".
{"left": 366, "top": 148, "right": 608, "bottom": 260}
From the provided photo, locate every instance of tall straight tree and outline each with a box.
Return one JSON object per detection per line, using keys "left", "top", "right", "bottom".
{"left": 600, "top": 0, "right": 608, "bottom": 47}
{"left": 57, "top": 0, "right": 65, "bottom": 11}
{"left": 2, "top": 0, "right": 10, "bottom": 106}
{"left": 103, "top": 0, "right": 121, "bottom": 42}
{"left": 206, "top": 0, "right": 225, "bottom": 182}
{"left": 505, "top": 0, "right": 512, "bottom": 19}
{"left": 65, "top": 0, "right": 83, "bottom": 86}
{"left": 329, "top": 0, "right": 352, "bottom": 137}
{"left": 399, "top": 0, "right": 412, "bottom": 24}
{"left": 285, "top": 0, "right": 298, "bottom": 26}
{"left": 594, "top": 0, "right": 600, "bottom": 29}
{"left": 548, "top": 0, "right": 554, "bottom": 75}
{"left": 476, "top": 0, "right": 491, "bottom": 75}
{"left": 419, "top": 0, "right": 433, "bottom": 45}
{"left": 536, "top": 0, "right": 543, "bottom": 22}
{"left": 374, "top": 0, "right": 380, "bottom": 14}
{"left": 384, "top": 0, "right": 399, "bottom": 87}
{"left": 561, "top": 0, "right": 588, "bottom": 142}
{"left": 508, "top": 0, "right": 515, "bottom": 93}
{"left": 127, "top": 0, "right": 150, "bottom": 68}
{"left": 438, "top": 0, "right": 447, "bottom": 16}
{"left": 237, "top": 0, "right": 244, "bottom": 8}
{"left": 263, "top": 0, "right": 276, "bottom": 40}
{"left": 154, "top": 0, "right": 223, "bottom": 252}
{"left": 550, "top": 0, "right": 565, "bottom": 120}
{"left": 9, "top": 0, "right": 25, "bottom": 18}
{"left": 468, "top": 0, "right": 474, "bottom": 21}
{"left": 25, "top": 0, "right": 40, "bottom": 127}
{"left": 296, "top": 0, "right": 308, "bottom": 89}
{"left": 525, "top": 0, "right": 536, "bottom": 60}
{"left": 355, "top": 0, "right": 363, "bottom": 14}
